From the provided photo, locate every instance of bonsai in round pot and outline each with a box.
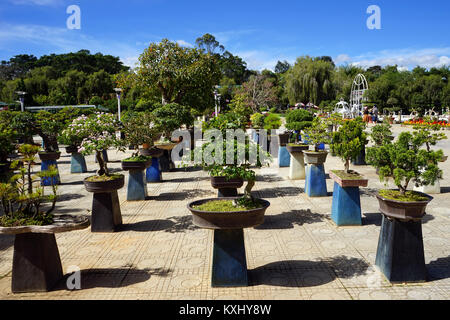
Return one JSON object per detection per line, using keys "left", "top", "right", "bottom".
{"left": 122, "top": 111, "right": 162, "bottom": 186}
{"left": 35, "top": 111, "right": 65, "bottom": 186}
{"left": 366, "top": 131, "right": 444, "bottom": 283}
{"left": 187, "top": 171, "right": 270, "bottom": 287}
{"left": 59, "top": 114, "right": 92, "bottom": 174}
{"left": 152, "top": 103, "right": 194, "bottom": 172}
{"left": 78, "top": 112, "right": 126, "bottom": 232}
{"left": 0, "top": 144, "right": 89, "bottom": 293}
{"left": 302, "top": 117, "right": 331, "bottom": 197}
{"left": 329, "top": 119, "right": 368, "bottom": 226}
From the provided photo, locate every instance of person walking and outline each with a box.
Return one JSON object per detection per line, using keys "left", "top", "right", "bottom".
{"left": 363, "top": 107, "right": 370, "bottom": 123}
{"left": 372, "top": 105, "right": 379, "bottom": 123}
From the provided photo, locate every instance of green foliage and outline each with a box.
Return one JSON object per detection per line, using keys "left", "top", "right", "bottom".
{"left": 58, "top": 114, "right": 91, "bottom": 147}
{"left": 203, "top": 113, "right": 246, "bottom": 133}
{"left": 192, "top": 199, "right": 263, "bottom": 212}
{"left": 152, "top": 103, "right": 194, "bottom": 138}
{"left": 0, "top": 123, "right": 17, "bottom": 163}
{"left": 366, "top": 131, "right": 444, "bottom": 194}
{"left": 121, "top": 112, "right": 158, "bottom": 156}
{"left": 35, "top": 111, "right": 67, "bottom": 152}
{"left": 228, "top": 93, "right": 252, "bottom": 123}
{"left": 285, "top": 109, "right": 313, "bottom": 131}
{"left": 263, "top": 113, "right": 282, "bottom": 130}
{"left": 370, "top": 123, "right": 393, "bottom": 146}
{"left": 0, "top": 144, "right": 58, "bottom": 227}
{"left": 331, "top": 119, "right": 367, "bottom": 172}
{"left": 303, "top": 118, "right": 331, "bottom": 151}
{"left": 122, "top": 155, "right": 151, "bottom": 162}
{"left": 250, "top": 113, "right": 265, "bottom": 129}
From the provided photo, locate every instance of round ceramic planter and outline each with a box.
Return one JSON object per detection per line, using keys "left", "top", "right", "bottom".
{"left": 286, "top": 144, "right": 309, "bottom": 154}
{"left": 155, "top": 142, "right": 178, "bottom": 151}
{"left": 303, "top": 151, "right": 328, "bottom": 165}
{"left": 375, "top": 191, "right": 433, "bottom": 221}
{"left": 278, "top": 133, "right": 291, "bottom": 147}
{"left": 83, "top": 175, "right": 125, "bottom": 193}
{"left": 187, "top": 197, "right": 270, "bottom": 229}
{"left": 139, "top": 148, "right": 164, "bottom": 158}
{"left": 65, "top": 146, "right": 78, "bottom": 154}
{"left": 121, "top": 159, "right": 151, "bottom": 171}
{"left": 211, "top": 177, "right": 244, "bottom": 190}
{"left": 38, "top": 152, "right": 61, "bottom": 162}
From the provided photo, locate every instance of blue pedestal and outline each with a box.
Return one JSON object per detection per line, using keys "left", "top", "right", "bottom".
{"left": 305, "top": 164, "right": 327, "bottom": 197}
{"left": 127, "top": 169, "right": 148, "bottom": 201}
{"left": 375, "top": 216, "right": 427, "bottom": 283}
{"left": 331, "top": 182, "right": 362, "bottom": 226}
{"left": 40, "top": 160, "right": 60, "bottom": 186}
{"left": 278, "top": 146, "right": 290, "bottom": 167}
{"left": 70, "top": 153, "right": 87, "bottom": 173}
{"left": 146, "top": 157, "right": 162, "bottom": 182}
{"left": 212, "top": 229, "right": 248, "bottom": 287}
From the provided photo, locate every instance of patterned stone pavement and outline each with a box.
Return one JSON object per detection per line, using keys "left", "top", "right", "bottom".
{"left": 0, "top": 125, "right": 449, "bottom": 300}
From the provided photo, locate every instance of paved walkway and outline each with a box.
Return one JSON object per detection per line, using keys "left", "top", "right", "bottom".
{"left": 0, "top": 125, "right": 449, "bottom": 300}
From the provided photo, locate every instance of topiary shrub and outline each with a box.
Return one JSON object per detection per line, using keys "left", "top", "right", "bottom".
{"left": 285, "top": 109, "right": 313, "bottom": 131}
{"left": 263, "top": 113, "right": 282, "bottom": 130}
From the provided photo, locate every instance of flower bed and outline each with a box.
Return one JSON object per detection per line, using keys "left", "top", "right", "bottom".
{"left": 403, "top": 120, "right": 450, "bottom": 127}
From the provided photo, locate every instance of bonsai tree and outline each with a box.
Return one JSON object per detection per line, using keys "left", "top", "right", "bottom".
{"left": 250, "top": 113, "right": 265, "bottom": 129}
{"left": 35, "top": 111, "right": 66, "bottom": 153}
{"left": 412, "top": 123, "right": 447, "bottom": 153}
{"left": 0, "top": 144, "right": 58, "bottom": 227}
{"left": 285, "top": 109, "right": 313, "bottom": 132}
{"left": 370, "top": 122, "right": 393, "bottom": 146}
{"left": 0, "top": 123, "right": 17, "bottom": 164}
{"left": 10, "top": 112, "right": 37, "bottom": 144}
{"left": 331, "top": 119, "right": 367, "bottom": 173}
{"left": 121, "top": 112, "right": 158, "bottom": 158}
{"left": 58, "top": 114, "right": 91, "bottom": 149}
{"left": 366, "top": 131, "right": 443, "bottom": 197}
{"left": 326, "top": 113, "right": 344, "bottom": 132}
{"left": 78, "top": 112, "right": 125, "bottom": 177}
{"left": 263, "top": 113, "right": 282, "bottom": 130}
{"left": 152, "top": 103, "right": 194, "bottom": 141}
{"left": 303, "top": 117, "right": 331, "bottom": 152}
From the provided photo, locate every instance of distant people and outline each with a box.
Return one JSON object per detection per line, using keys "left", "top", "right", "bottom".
{"left": 372, "top": 105, "right": 379, "bottom": 123}
{"left": 363, "top": 107, "right": 370, "bottom": 123}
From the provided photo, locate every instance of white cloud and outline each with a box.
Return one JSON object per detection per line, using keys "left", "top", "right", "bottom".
{"left": 176, "top": 40, "right": 193, "bottom": 48}
{"left": 236, "top": 50, "right": 295, "bottom": 71}
{"left": 336, "top": 48, "right": 450, "bottom": 70}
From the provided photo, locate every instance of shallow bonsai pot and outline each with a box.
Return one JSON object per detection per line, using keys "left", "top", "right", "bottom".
{"left": 155, "top": 142, "right": 179, "bottom": 151}
{"left": 83, "top": 175, "right": 125, "bottom": 193}
{"left": 440, "top": 155, "right": 448, "bottom": 162}
{"left": 121, "top": 159, "right": 151, "bottom": 171}
{"left": 286, "top": 144, "right": 309, "bottom": 154}
{"left": 65, "top": 146, "right": 78, "bottom": 154}
{"left": 187, "top": 197, "right": 271, "bottom": 229}
{"left": 376, "top": 190, "right": 433, "bottom": 221}
{"left": 211, "top": 176, "right": 244, "bottom": 190}
{"left": 277, "top": 133, "right": 291, "bottom": 147}
{"left": 329, "top": 170, "right": 368, "bottom": 188}
{"left": 139, "top": 148, "right": 164, "bottom": 158}
{"left": 38, "top": 152, "right": 61, "bottom": 161}
{"left": 303, "top": 151, "right": 328, "bottom": 165}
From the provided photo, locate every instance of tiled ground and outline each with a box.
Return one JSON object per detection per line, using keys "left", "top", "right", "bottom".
{"left": 0, "top": 124, "right": 449, "bottom": 300}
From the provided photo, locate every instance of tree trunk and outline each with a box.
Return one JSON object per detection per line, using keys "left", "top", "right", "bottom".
{"left": 96, "top": 151, "right": 108, "bottom": 176}
{"left": 344, "top": 159, "right": 350, "bottom": 173}
{"left": 244, "top": 179, "right": 255, "bottom": 199}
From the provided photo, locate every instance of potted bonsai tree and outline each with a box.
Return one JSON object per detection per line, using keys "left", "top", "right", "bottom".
{"left": 78, "top": 112, "right": 126, "bottom": 232}
{"left": 366, "top": 131, "right": 443, "bottom": 283}
{"left": 186, "top": 112, "right": 271, "bottom": 287}
{"left": 59, "top": 115, "right": 91, "bottom": 174}
{"left": 34, "top": 111, "right": 66, "bottom": 186}
{"left": 351, "top": 117, "right": 369, "bottom": 165}
{"left": 10, "top": 111, "right": 37, "bottom": 145}
{"left": 121, "top": 112, "right": 158, "bottom": 201}
{"left": 302, "top": 117, "right": 331, "bottom": 197}
{"left": 250, "top": 112, "right": 265, "bottom": 142}
{"left": 329, "top": 119, "right": 368, "bottom": 226}
{"left": 285, "top": 109, "right": 313, "bottom": 143}
{"left": 412, "top": 123, "right": 447, "bottom": 194}
{"left": 0, "top": 144, "right": 89, "bottom": 293}
{"left": 152, "top": 103, "right": 194, "bottom": 171}
{"left": 370, "top": 122, "right": 394, "bottom": 147}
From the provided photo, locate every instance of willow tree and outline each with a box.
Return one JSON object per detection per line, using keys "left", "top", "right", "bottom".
{"left": 286, "top": 56, "right": 335, "bottom": 105}
{"left": 137, "top": 39, "right": 221, "bottom": 111}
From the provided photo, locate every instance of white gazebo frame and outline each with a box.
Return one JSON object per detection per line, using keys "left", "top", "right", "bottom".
{"left": 350, "top": 74, "right": 369, "bottom": 118}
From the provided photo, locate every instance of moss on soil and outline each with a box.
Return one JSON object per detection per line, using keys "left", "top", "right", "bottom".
{"left": 379, "top": 189, "right": 429, "bottom": 202}
{"left": 287, "top": 143, "right": 308, "bottom": 147}
{"left": 86, "top": 174, "right": 124, "bottom": 182}
{"left": 331, "top": 170, "right": 365, "bottom": 180}
{"left": 193, "top": 199, "right": 263, "bottom": 212}
{"left": 0, "top": 213, "right": 53, "bottom": 227}
{"left": 122, "top": 155, "right": 151, "bottom": 162}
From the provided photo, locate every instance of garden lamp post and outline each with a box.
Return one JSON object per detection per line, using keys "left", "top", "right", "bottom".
{"left": 16, "top": 91, "right": 26, "bottom": 112}
{"left": 114, "top": 88, "right": 123, "bottom": 121}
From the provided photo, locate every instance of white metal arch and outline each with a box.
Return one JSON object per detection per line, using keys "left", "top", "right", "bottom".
{"left": 350, "top": 74, "right": 369, "bottom": 118}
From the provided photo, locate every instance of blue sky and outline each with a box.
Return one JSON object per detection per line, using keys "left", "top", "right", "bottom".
{"left": 1, "top": 0, "right": 449, "bottom": 71}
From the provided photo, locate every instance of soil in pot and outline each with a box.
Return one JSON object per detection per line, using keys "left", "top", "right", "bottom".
{"left": 192, "top": 199, "right": 265, "bottom": 212}
{"left": 378, "top": 190, "right": 429, "bottom": 202}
